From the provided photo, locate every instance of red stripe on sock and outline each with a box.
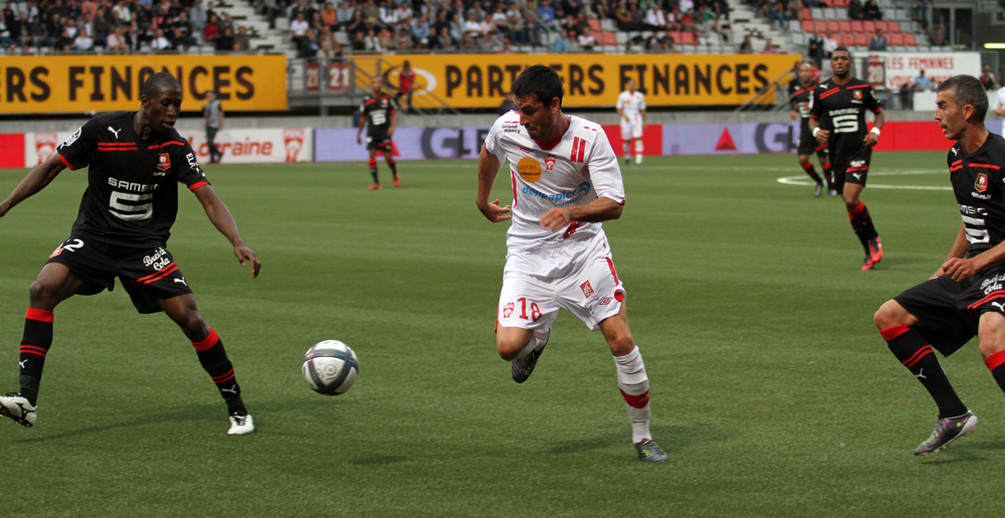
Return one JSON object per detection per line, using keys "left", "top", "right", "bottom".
{"left": 620, "top": 389, "right": 650, "bottom": 409}
{"left": 880, "top": 325, "right": 911, "bottom": 341}
{"left": 25, "top": 308, "right": 53, "bottom": 323}
{"left": 904, "top": 345, "right": 934, "bottom": 368}
{"left": 212, "top": 368, "right": 235, "bottom": 383}
{"left": 802, "top": 162, "right": 814, "bottom": 172}
{"left": 19, "top": 345, "right": 48, "bottom": 357}
{"left": 192, "top": 328, "right": 219, "bottom": 352}
{"left": 985, "top": 350, "right": 1005, "bottom": 371}
{"left": 848, "top": 201, "right": 866, "bottom": 218}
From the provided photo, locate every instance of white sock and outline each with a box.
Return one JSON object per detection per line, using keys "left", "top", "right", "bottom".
{"left": 615, "top": 346, "right": 651, "bottom": 443}
{"left": 634, "top": 140, "right": 644, "bottom": 164}
{"left": 514, "top": 331, "right": 545, "bottom": 359}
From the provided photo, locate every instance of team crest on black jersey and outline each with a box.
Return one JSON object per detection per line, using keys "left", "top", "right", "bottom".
{"left": 157, "top": 153, "right": 171, "bottom": 171}
{"left": 976, "top": 173, "right": 989, "bottom": 193}
{"left": 852, "top": 90, "right": 863, "bottom": 101}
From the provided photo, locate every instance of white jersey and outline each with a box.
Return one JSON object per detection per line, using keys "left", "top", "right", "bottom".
{"left": 616, "top": 90, "right": 646, "bottom": 139}
{"left": 484, "top": 112, "right": 625, "bottom": 251}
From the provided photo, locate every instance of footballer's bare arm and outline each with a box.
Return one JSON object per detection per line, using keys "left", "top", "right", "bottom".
{"left": 476, "top": 145, "right": 511, "bottom": 223}
{"left": 539, "top": 197, "right": 623, "bottom": 231}
{"left": 0, "top": 153, "right": 66, "bottom": 218}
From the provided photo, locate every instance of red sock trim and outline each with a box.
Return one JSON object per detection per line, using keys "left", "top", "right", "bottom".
{"left": 802, "top": 162, "right": 814, "bottom": 172}
{"left": 368, "top": 158, "right": 377, "bottom": 167}
{"left": 25, "top": 308, "right": 53, "bottom": 323}
{"left": 620, "top": 389, "right": 650, "bottom": 409}
{"left": 904, "top": 345, "right": 934, "bottom": 368}
{"left": 212, "top": 368, "right": 235, "bottom": 384}
{"left": 880, "top": 325, "right": 911, "bottom": 341}
{"left": 19, "top": 345, "right": 48, "bottom": 358}
{"left": 192, "top": 328, "right": 219, "bottom": 352}
{"left": 985, "top": 350, "right": 1005, "bottom": 371}
{"left": 848, "top": 200, "right": 866, "bottom": 218}
{"left": 822, "top": 161, "right": 831, "bottom": 170}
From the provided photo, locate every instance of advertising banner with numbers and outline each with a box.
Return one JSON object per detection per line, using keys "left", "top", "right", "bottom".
{"left": 306, "top": 61, "right": 352, "bottom": 92}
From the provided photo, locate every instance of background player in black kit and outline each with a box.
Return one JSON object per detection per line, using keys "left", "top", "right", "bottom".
{"left": 356, "top": 76, "right": 400, "bottom": 190}
{"left": 789, "top": 61, "right": 833, "bottom": 197}
{"left": 809, "top": 47, "right": 885, "bottom": 270}
{"left": 873, "top": 75, "right": 1005, "bottom": 455}
{"left": 0, "top": 72, "right": 262, "bottom": 435}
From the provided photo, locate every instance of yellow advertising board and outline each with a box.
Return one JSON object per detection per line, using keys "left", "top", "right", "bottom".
{"left": 0, "top": 54, "right": 287, "bottom": 113}
{"left": 365, "top": 53, "right": 800, "bottom": 108}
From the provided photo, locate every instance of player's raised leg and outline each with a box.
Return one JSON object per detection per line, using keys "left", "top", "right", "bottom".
{"left": 599, "top": 303, "right": 666, "bottom": 462}
{"left": 1, "top": 263, "right": 92, "bottom": 428}
{"left": 160, "top": 294, "right": 253, "bottom": 435}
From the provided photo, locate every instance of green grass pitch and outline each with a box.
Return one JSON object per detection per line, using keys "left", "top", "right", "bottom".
{"left": 1, "top": 151, "right": 1003, "bottom": 516}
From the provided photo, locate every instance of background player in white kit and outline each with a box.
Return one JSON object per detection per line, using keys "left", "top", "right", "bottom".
{"left": 476, "top": 65, "right": 667, "bottom": 462}
{"left": 616, "top": 79, "right": 646, "bottom": 166}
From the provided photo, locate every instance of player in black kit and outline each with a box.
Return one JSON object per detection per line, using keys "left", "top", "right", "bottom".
{"left": 809, "top": 47, "right": 885, "bottom": 270}
{"left": 873, "top": 75, "right": 1005, "bottom": 455}
{"left": 0, "top": 72, "right": 261, "bottom": 435}
{"left": 356, "top": 76, "right": 400, "bottom": 190}
{"left": 789, "top": 61, "right": 833, "bottom": 197}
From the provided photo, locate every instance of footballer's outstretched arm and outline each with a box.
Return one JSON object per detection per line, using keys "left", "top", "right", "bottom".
{"left": 539, "top": 197, "right": 623, "bottom": 232}
{"left": 192, "top": 184, "right": 262, "bottom": 278}
{"left": 0, "top": 153, "right": 66, "bottom": 218}
{"left": 476, "top": 145, "right": 511, "bottom": 223}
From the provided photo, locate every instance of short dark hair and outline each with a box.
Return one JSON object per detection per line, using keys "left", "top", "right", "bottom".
{"left": 937, "top": 74, "right": 988, "bottom": 123}
{"left": 141, "top": 71, "right": 181, "bottom": 99}
{"left": 832, "top": 46, "right": 851, "bottom": 59}
{"left": 512, "top": 65, "right": 563, "bottom": 106}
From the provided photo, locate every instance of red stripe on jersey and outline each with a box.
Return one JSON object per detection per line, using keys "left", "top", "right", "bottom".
{"left": 951, "top": 159, "right": 963, "bottom": 167}
{"left": 819, "top": 87, "right": 841, "bottom": 99}
{"left": 969, "top": 163, "right": 1002, "bottom": 170}
{"left": 846, "top": 84, "right": 869, "bottom": 89}
{"left": 19, "top": 345, "right": 48, "bottom": 358}
{"left": 904, "top": 345, "right": 933, "bottom": 368}
{"left": 98, "top": 142, "right": 136, "bottom": 147}
{"left": 148, "top": 140, "right": 187, "bottom": 149}
{"left": 192, "top": 328, "right": 220, "bottom": 351}
{"left": 967, "top": 290, "right": 1005, "bottom": 315}
{"left": 620, "top": 389, "right": 650, "bottom": 409}
{"left": 510, "top": 169, "right": 518, "bottom": 208}
{"left": 58, "top": 153, "right": 77, "bottom": 170}
{"left": 846, "top": 165, "right": 869, "bottom": 172}
{"left": 189, "top": 181, "right": 209, "bottom": 191}
{"left": 577, "top": 138, "right": 586, "bottom": 162}
{"left": 25, "top": 308, "right": 54, "bottom": 323}
{"left": 571, "top": 137, "right": 580, "bottom": 162}
{"left": 950, "top": 164, "right": 963, "bottom": 172}
{"left": 986, "top": 350, "right": 1005, "bottom": 371}
{"left": 872, "top": 107, "right": 883, "bottom": 114}
{"left": 880, "top": 325, "right": 911, "bottom": 341}
{"left": 134, "top": 262, "right": 179, "bottom": 286}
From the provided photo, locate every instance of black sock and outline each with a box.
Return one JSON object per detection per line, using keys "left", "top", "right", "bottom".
{"left": 848, "top": 200, "right": 878, "bottom": 251}
{"left": 192, "top": 329, "right": 245, "bottom": 415}
{"left": 883, "top": 325, "right": 966, "bottom": 418}
{"left": 19, "top": 308, "right": 53, "bottom": 406}
{"left": 802, "top": 162, "right": 822, "bottom": 183}
{"left": 985, "top": 350, "right": 1005, "bottom": 393}
{"left": 389, "top": 160, "right": 398, "bottom": 176}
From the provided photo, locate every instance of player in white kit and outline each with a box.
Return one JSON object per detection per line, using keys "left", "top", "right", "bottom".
{"left": 616, "top": 79, "right": 646, "bottom": 166}
{"left": 476, "top": 65, "right": 667, "bottom": 462}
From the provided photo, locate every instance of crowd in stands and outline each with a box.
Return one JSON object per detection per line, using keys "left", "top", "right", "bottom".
{"left": 268, "top": 0, "right": 732, "bottom": 57}
{"left": 0, "top": 0, "right": 264, "bottom": 55}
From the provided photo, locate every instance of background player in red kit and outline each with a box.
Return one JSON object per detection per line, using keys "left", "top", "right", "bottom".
{"left": 789, "top": 61, "right": 833, "bottom": 197}
{"left": 873, "top": 75, "right": 1005, "bottom": 455}
{"left": 357, "top": 76, "right": 400, "bottom": 190}
{"left": 809, "top": 47, "right": 885, "bottom": 270}
{"left": 0, "top": 72, "right": 261, "bottom": 435}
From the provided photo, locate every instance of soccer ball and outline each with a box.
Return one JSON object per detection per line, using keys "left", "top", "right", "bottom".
{"left": 302, "top": 340, "right": 359, "bottom": 396}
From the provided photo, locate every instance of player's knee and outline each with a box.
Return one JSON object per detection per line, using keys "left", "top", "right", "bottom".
{"left": 496, "top": 333, "right": 531, "bottom": 361}
{"left": 28, "top": 278, "right": 60, "bottom": 308}
{"left": 874, "top": 299, "right": 907, "bottom": 330}
{"left": 606, "top": 332, "right": 635, "bottom": 356}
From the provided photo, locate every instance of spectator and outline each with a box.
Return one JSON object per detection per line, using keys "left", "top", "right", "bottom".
{"left": 215, "top": 24, "right": 235, "bottom": 51}
{"left": 289, "top": 11, "right": 308, "bottom": 48}
{"left": 170, "top": 25, "right": 196, "bottom": 51}
{"left": 980, "top": 64, "right": 1000, "bottom": 91}
{"left": 868, "top": 27, "right": 887, "bottom": 50}
{"left": 552, "top": 29, "right": 572, "bottom": 51}
{"left": 394, "top": 1, "right": 413, "bottom": 25}
{"left": 377, "top": 25, "right": 394, "bottom": 49}
{"left": 72, "top": 26, "right": 94, "bottom": 50}
{"left": 768, "top": 0, "right": 788, "bottom": 30}
{"left": 233, "top": 25, "right": 251, "bottom": 51}
{"left": 916, "top": 0, "right": 931, "bottom": 30}
{"left": 898, "top": 80, "right": 913, "bottom": 109}
{"left": 335, "top": 0, "right": 354, "bottom": 30}
{"left": 643, "top": 4, "right": 668, "bottom": 31}
{"left": 612, "top": 1, "right": 636, "bottom": 31}
{"left": 537, "top": 0, "right": 556, "bottom": 29}
{"left": 203, "top": 12, "right": 221, "bottom": 43}
{"left": 320, "top": 2, "right": 337, "bottom": 31}
{"left": 499, "top": 36, "right": 515, "bottom": 53}
{"left": 863, "top": 0, "right": 882, "bottom": 20}
{"left": 822, "top": 28, "right": 838, "bottom": 58}
{"left": 807, "top": 30, "right": 823, "bottom": 65}
{"left": 847, "top": 0, "right": 864, "bottom": 20}
{"left": 762, "top": 38, "right": 778, "bottom": 53}
{"left": 434, "top": 25, "right": 453, "bottom": 50}
{"left": 913, "top": 69, "right": 933, "bottom": 91}
{"left": 363, "top": 26, "right": 381, "bottom": 51}
{"left": 739, "top": 34, "right": 753, "bottom": 53}
{"left": 927, "top": 19, "right": 947, "bottom": 45}
{"left": 412, "top": 12, "right": 431, "bottom": 43}
{"left": 105, "top": 23, "right": 128, "bottom": 50}
{"left": 577, "top": 25, "right": 596, "bottom": 50}
{"left": 299, "top": 26, "right": 321, "bottom": 57}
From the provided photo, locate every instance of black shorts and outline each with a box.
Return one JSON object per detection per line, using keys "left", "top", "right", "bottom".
{"left": 831, "top": 147, "right": 872, "bottom": 193}
{"left": 797, "top": 130, "right": 827, "bottom": 156}
{"left": 892, "top": 265, "right": 1005, "bottom": 356}
{"left": 45, "top": 236, "right": 193, "bottom": 314}
{"left": 365, "top": 130, "right": 393, "bottom": 153}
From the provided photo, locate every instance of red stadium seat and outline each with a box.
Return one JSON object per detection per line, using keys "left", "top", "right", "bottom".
{"left": 813, "top": 20, "right": 827, "bottom": 33}
{"left": 904, "top": 33, "right": 918, "bottom": 45}
{"left": 680, "top": 31, "right": 697, "bottom": 45}
{"left": 826, "top": 20, "right": 840, "bottom": 33}
{"left": 888, "top": 33, "right": 904, "bottom": 45}
{"left": 874, "top": 21, "right": 887, "bottom": 32}
{"left": 863, "top": 20, "right": 875, "bottom": 33}
{"left": 802, "top": 8, "right": 811, "bottom": 20}
{"left": 838, "top": 20, "right": 851, "bottom": 32}
{"left": 837, "top": 32, "right": 854, "bottom": 46}
{"left": 854, "top": 32, "right": 869, "bottom": 46}
{"left": 801, "top": 20, "right": 814, "bottom": 32}
{"left": 850, "top": 20, "right": 863, "bottom": 32}
{"left": 588, "top": 18, "right": 601, "bottom": 32}
{"left": 599, "top": 31, "right": 617, "bottom": 45}
{"left": 886, "top": 21, "right": 900, "bottom": 33}
{"left": 831, "top": 0, "right": 849, "bottom": 6}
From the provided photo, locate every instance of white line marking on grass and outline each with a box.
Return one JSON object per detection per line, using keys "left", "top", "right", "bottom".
{"left": 777, "top": 170, "right": 951, "bottom": 191}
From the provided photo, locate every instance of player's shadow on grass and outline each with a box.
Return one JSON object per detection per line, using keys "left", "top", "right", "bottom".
{"left": 543, "top": 424, "right": 731, "bottom": 455}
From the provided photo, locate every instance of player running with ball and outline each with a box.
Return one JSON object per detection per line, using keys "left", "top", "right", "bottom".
{"left": 477, "top": 65, "right": 667, "bottom": 462}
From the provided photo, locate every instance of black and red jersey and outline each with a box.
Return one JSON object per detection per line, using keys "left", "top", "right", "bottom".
{"left": 949, "top": 133, "right": 1005, "bottom": 257}
{"left": 359, "top": 92, "right": 398, "bottom": 136}
{"left": 809, "top": 77, "right": 882, "bottom": 162}
{"left": 789, "top": 80, "right": 818, "bottom": 133}
{"left": 56, "top": 111, "right": 208, "bottom": 248}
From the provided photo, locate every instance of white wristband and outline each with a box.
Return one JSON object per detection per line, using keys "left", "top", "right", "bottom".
{"left": 812, "top": 127, "right": 821, "bottom": 137}
{"left": 870, "top": 127, "right": 881, "bottom": 137}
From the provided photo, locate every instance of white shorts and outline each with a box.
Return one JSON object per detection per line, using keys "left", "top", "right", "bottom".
{"left": 620, "top": 115, "right": 643, "bottom": 140}
{"left": 497, "top": 232, "right": 625, "bottom": 332}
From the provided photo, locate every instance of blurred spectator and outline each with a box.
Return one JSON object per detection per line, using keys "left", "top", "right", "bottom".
{"left": 150, "top": 27, "right": 171, "bottom": 50}
{"left": 916, "top": 0, "right": 931, "bottom": 30}
{"left": 980, "top": 64, "right": 1000, "bottom": 90}
{"left": 537, "top": 0, "right": 556, "bottom": 29}
{"left": 105, "top": 24, "right": 128, "bottom": 50}
{"left": 822, "top": 28, "right": 837, "bottom": 57}
{"left": 863, "top": 0, "right": 882, "bottom": 20}
{"left": 899, "top": 80, "right": 913, "bottom": 109}
{"left": 562, "top": 0, "right": 583, "bottom": 17}
{"left": 336, "top": 0, "right": 354, "bottom": 29}
{"left": 289, "top": 11, "right": 308, "bottom": 48}
{"left": 847, "top": 0, "right": 863, "bottom": 20}
{"left": 72, "top": 26, "right": 94, "bottom": 50}
{"left": 412, "top": 12, "right": 431, "bottom": 43}
{"left": 320, "top": 2, "right": 337, "bottom": 31}
{"left": 260, "top": 0, "right": 285, "bottom": 30}
{"left": 868, "top": 27, "right": 886, "bottom": 50}
{"left": 377, "top": 25, "right": 394, "bottom": 49}
{"left": 434, "top": 25, "right": 453, "bottom": 50}
{"left": 499, "top": 36, "right": 515, "bottom": 53}
{"left": 171, "top": 24, "right": 196, "bottom": 51}
{"left": 739, "top": 34, "right": 753, "bottom": 53}
{"left": 643, "top": 4, "right": 669, "bottom": 31}
{"left": 215, "top": 24, "right": 235, "bottom": 51}
{"left": 203, "top": 12, "right": 221, "bottom": 42}
{"left": 577, "top": 25, "right": 596, "bottom": 50}
{"left": 299, "top": 26, "right": 321, "bottom": 56}
{"left": 394, "top": 1, "right": 413, "bottom": 25}
{"left": 762, "top": 38, "right": 778, "bottom": 53}
{"left": 497, "top": 91, "right": 516, "bottom": 115}
{"left": 112, "top": 0, "right": 131, "bottom": 27}
{"left": 233, "top": 25, "right": 251, "bottom": 51}
{"left": 807, "top": 30, "right": 823, "bottom": 64}
{"left": 768, "top": 0, "right": 788, "bottom": 30}
{"left": 363, "top": 26, "right": 381, "bottom": 51}
{"left": 612, "top": 1, "right": 634, "bottom": 30}
{"left": 913, "top": 69, "right": 933, "bottom": 91}
{"left": 552, "top": 28, "right": 572, "bottom": 51}
{"left": 927, "top": 20, "right": 946, "bottom": 45}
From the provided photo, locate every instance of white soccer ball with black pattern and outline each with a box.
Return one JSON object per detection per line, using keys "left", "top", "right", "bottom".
{"left": 302, "top": 340, "right": 359, "bottom": 396}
